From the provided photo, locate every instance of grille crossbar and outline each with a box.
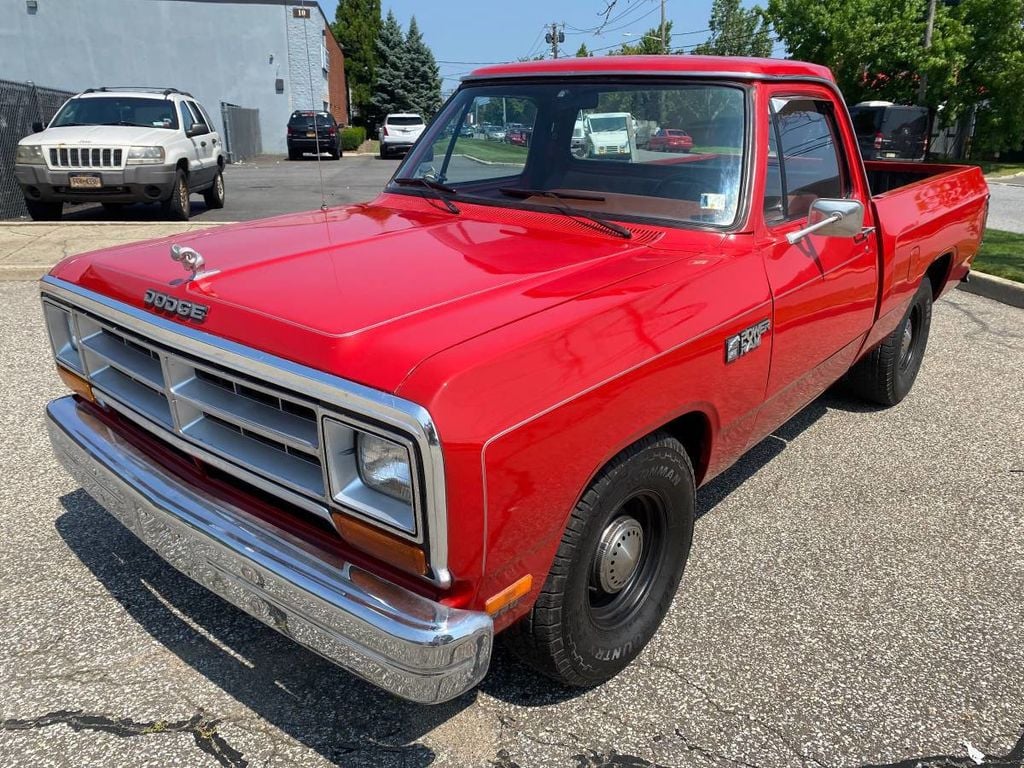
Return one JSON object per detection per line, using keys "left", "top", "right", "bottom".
{"left": 70, "top": 311, "right": 331, "bottom": 519}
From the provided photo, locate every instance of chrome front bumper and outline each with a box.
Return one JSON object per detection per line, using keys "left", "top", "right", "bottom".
{"left": 46, "top": 396, "right": 493, "bottom": 704}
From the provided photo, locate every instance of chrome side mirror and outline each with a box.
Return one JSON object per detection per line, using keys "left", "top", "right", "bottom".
{"left": 787, "top": 199, "right": 865, "bottom": 244}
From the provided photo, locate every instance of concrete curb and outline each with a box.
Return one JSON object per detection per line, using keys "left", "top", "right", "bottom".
{"left": 0, "top": 266, "right": 50, "bottom": 281}
{"left": 958, "top": 271, "right": 1024, "bottom": 309}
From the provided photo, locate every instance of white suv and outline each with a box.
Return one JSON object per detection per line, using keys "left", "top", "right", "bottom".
{"left": 379, "top": 113, "right": 425, "bottom": 158}
{"left": 14, "top": 87, "right": 225, "bottom": 221}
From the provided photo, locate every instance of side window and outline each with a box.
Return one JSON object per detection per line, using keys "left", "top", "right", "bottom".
{"left": 179, "top": 102, "right": 195, "bottom": 133}
{"left": 767, "top": 97, "right": 848, "bottom": 222}
{"left": 186, "top": 101, "right": 208, "bottom": 133}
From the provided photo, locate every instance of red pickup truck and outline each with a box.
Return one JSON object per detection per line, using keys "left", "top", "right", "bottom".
{"left": 41, "top": 56, "right": 988, "bottom": 704}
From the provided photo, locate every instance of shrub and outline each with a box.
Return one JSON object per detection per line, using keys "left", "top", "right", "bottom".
{"left": 340, "top": 126, "right": 366, "bottom": 151}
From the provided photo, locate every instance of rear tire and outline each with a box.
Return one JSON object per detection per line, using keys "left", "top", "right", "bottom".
{"left": 161, "top": 169, "right": 190, "bottom": 221}
{"left": 505, "top": 433, "right": 695, "bottom": 687}
{"left": 288, "top": 148, "right": 300, "bottom": 161}
{"left": 379, "top": 145, "right": 388, "bottom": 159}
{"left": 330, "top": 144, "right": 341, "bottom": 160}
{"left": 25, "top": 199, "right": 63, "bottom": 221}
{"left": 203, "top": 168, "right": 225, "bottom": 209}
{"left": 846, "top": 280, "right": 933, "bottom": 406}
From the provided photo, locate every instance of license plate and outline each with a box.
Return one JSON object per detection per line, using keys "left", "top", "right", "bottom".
{"left": 69, "top": 173, "right": 102, "bottom": 189}
{"left": 307, "top": 132, "right": 316, "bottom": 138}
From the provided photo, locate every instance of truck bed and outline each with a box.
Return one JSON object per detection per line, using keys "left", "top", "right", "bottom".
{"left": 863, "top": 160, "right": 989, "bottom": 352}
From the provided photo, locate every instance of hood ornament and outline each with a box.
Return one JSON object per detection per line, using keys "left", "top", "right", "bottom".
{"left": 169, "top": 244, "right": 215, "bottom": 284}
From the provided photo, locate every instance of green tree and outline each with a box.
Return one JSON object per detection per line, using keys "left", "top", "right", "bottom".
{"left": 766, "top": 0, "right": 1024, "bottom": 154}
{"left": 693, "top": 0, "right": 773, "bottom": 56}
{"left": 575, "top": 42, "right": 592, "bottom": 57}
{"left": 403, "top": 16, "right": 442, "bottom": 117}
{"left": 332, "top": 0, "right": 382, "bottom": 125}
{"left": 369, "top": 10, "right": 411, "bottom": 126}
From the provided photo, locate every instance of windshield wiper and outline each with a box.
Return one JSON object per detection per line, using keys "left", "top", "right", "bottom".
{"left": 498, "top": 188, "right": 631, "bottom": 239}
{"left": 102, "top": 121, "right": 150, "bottom": 127}
{"left": 393, "top": 176, "right": 460, "bottom": 214}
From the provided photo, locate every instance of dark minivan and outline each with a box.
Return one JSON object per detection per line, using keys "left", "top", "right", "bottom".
{"left": 849, "top": 102, "right": 929, "bottom": 161}
{"left": 287, "top": 111, "right": 341, "bottom": 160}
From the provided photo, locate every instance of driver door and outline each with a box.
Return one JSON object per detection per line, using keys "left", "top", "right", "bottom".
{"left": 753, "top": 90, "right": 879, "bottom": 440}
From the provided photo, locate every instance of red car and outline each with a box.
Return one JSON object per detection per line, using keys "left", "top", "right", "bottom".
{"left": 648, "top": 127, "right": 694, "bottom": 152}
{"left": 42, "top": 55, "right": 987, "bottom": 704}
{"left": 506, "top": 126, "right": 531, "bottom": 147}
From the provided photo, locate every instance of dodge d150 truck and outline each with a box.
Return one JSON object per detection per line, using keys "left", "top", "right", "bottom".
{"left": 41, "top": 56, "right": 988, "bottom": 704}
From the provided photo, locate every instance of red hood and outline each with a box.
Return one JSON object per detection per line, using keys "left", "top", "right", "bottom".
{"left": 50, "top": 194, "right": 692, "bottom": 393}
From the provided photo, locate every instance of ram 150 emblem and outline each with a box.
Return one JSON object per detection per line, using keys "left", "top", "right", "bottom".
{"left": 725, "top": 319, "right": 770, "bottom": 363}
{"left": 143, "top": 289, "right": 209, "bottom": 323}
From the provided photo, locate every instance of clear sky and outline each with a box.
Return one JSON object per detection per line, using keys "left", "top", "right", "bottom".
{"left": 316, "top": 1, "right": 779, "bottom": 94}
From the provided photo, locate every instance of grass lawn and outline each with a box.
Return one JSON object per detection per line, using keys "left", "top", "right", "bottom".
{"left": 449, "top": 138, "right": 528, "bottom": 164}
{"left": 973, "top": 228, "right": 1024, "bottom": 283}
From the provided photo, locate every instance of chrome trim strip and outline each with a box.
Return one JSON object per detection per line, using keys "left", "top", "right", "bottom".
{"left": 41, "top": 276, "right": 451, "bottom": 587}
{"left": 46, "top": 396, "right": 490, "bottom": 704}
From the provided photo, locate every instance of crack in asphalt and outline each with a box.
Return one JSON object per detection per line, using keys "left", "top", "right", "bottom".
{"left": 0, "top": 709, "right": 247, "bottom": 767}
{"left": 643, "top": 659, "right": 831, "bottom": 768}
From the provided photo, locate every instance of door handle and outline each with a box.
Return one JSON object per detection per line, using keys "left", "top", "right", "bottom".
{"left": 853, "top": 226, "right": 876, "bottom": 244}
{"left": 200, "top": 141, "right": 207, "bottom": 148}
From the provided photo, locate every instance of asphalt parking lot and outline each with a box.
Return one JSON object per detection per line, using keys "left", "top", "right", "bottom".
{"left": 1, "top": 275, "right": 1022, "bottom": 767}
{"left": 57, "top": 153, "right": 400, "bottom": 223}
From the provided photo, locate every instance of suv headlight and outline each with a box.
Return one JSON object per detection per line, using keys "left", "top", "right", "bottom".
{"left": 16, "top": 144, "right": 45, "bottom": 165}
{"left": 126, "top": 146, "right": 165, "bottom": 165}
{"left": 322, "top": 417, "right": 419, "bottom": 536}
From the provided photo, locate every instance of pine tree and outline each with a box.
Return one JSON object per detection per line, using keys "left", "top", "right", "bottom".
{"left": 403, "top": 17, "right": 442, "bottom": 117}
{"left": 369, "top": 10, "right": 411, "bottom": 126}
{"left": 332, "top": 0, "right": 382, "bottom": 125}
{"left": 576, "top": 42, "right": 592, "bottom": 57}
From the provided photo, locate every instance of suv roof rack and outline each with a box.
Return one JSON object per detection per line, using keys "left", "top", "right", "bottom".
{"left": 82, "top": 86, "right": 193, "bottom": 98}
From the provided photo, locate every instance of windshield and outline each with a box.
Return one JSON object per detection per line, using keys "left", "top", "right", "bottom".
{"left": 394, "top": 80, "right": 746, "bottom": 228}
{"left": 589, "top": 116, "right": 628, "bottom": 132}
{"left": 51, "top": 96, "right": 179, "bottom": 129}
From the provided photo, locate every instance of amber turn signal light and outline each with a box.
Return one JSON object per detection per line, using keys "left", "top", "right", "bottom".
{"left": 57, "top": 366, "right": 95, "bottom": 403}
{"left": 485, "top": 574, "right": 533, "bottom": 616}
{"left": 333, "top": 513, "right": 428, "bottom": 577}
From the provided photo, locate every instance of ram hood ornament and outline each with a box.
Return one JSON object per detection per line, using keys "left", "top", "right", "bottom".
{"left": 169, "top": 244, "right": 216, "bottom": 283}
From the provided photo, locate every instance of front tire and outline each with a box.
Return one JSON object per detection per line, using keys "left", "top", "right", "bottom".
{"left": 846, "top": 279, "right": 933, "bottom": 406}
{"left": 25, "top": 199, "right": 62, "bottom": 221}
{"left": 161, "top": 169, "right": 190, "bottom": 221}
{"left": 203, "top": 168, "right": 225, "bottom": 209}
{"left": 506, "top": 433, "right": 695, "bottom": 687}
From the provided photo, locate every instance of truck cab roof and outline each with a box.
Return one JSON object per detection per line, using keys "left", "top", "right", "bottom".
{"left": 467, "top": 55, "right": 835, "bottom": 82}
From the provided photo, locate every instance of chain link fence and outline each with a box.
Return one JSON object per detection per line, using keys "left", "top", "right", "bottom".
{"left": 220, "top": 103, "right": 262, "bottom": 163}
{"left": 1, "top": 80, "right": 74, "bottom": 220}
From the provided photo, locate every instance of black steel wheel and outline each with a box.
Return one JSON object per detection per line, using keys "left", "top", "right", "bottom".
{"left": 506, "top": 432, "right": 695, "bottom": 687}
{"left": 846, "top": 279, "right": 933, "bottom": 406}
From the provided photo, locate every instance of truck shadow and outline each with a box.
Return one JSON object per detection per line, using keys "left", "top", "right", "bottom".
{"left": 55, "top": 492, "right": 451, "bottom": 767}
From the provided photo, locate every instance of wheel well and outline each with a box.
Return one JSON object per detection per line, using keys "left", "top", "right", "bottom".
{"left": 659, "top": 411, "right": 711, "bottom": 486}
{"left": 925, "top": 252, "right": 952, "bottom": 299}
{"left": 176, "top": 158, "right": 189, "bottom": 175}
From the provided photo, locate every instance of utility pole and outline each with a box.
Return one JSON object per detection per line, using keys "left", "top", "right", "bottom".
{"left": 545, "top": 22, "right": 564, "bottom": 58}
{"left": 660, "top": 0, "right": 667, "bottom": 54}
{"left": 917, "top": 0, "right": 936, "bottom": 104}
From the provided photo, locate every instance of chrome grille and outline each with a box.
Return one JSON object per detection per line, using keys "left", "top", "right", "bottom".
{"left": 69, "top": 309, "right": 329, "bottom": 519}
{"left": 49, "top": 146, "right": 124, "bottom": 169}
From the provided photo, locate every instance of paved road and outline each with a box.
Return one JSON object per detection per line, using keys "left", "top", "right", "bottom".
{"left": 58, "top": 154, "right": 401, "bottom": 223}
{"left": 1, "top": 279, "right": 1022, "bottom": 767}
{"left": 987, "top": 180, "right": 1024, "bottom": 234}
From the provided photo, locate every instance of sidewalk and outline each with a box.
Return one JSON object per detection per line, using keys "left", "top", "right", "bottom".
{"left": 0, "top": 221, "right": 226, "bottom": 281}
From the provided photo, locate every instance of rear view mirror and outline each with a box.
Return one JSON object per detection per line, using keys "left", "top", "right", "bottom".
{"left": 32, "top": 121, "right": 44, "bottom": 133}
{"left": 787, "top": 199, "right": 865, "bottom": 244}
